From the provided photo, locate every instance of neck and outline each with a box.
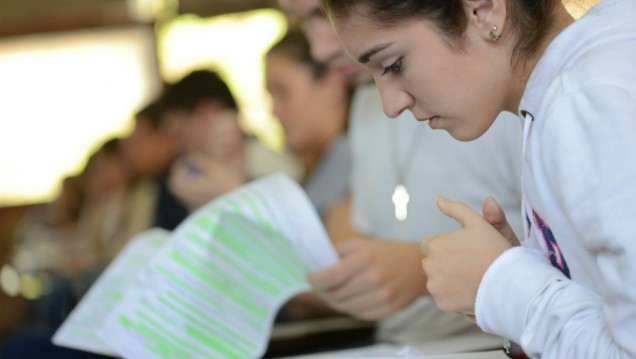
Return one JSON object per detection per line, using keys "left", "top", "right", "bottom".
{"left": 509, "top": 3, "right": 576, "bottom": 111}
{"left": 296, "top": 127, "right": 343, "bottom": 183}
{"left": 297, "top": 149, "right": 322, "bottom": 181}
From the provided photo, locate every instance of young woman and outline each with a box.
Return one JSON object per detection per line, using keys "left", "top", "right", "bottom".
{"left": 318, "top": 0, "right": 636, "bottom": 357}
{"left": 280, "top": 0, "right": 524, "bottom": 345}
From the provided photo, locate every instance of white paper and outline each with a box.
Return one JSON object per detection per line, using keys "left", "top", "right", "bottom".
{"left": 95, "top": 173, "right": 338, "bottom": 359}
{"left": 52, "top": 228, "right": 170, "bottom": 356}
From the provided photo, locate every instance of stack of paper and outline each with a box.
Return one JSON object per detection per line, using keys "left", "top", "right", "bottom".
{"left": 53, "top": 173, "right": 339, "bottom": 359}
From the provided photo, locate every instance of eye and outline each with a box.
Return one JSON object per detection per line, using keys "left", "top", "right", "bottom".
{"left": 381, "top": 57, "right": 403, "bottom": 76}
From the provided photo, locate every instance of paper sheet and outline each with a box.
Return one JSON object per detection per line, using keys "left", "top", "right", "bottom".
{"left": 95, "top": 173, "right": 338, "bottom": 359}
{"left": 52, "top": 228, "right": 170, "bottom": 356}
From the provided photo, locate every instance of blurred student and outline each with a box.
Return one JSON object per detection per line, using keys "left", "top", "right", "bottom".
{"left": 11, "top": 174, "right": 84, "bottom": 279}
{"left": 265, "top": 30, "right": 356, "bottom": 322}
{"left": 164, "top": 69, "right": 302, "bottom": 211}
{"left": 74, "top": 138, "right": 132, "bottom": 271}
{"left": 2, "top": 139, "right": 130, "bottom": 359}
{"left": 279, "top": 0, "right": 524, "bottom": 346}
{"left": 120, "top": 99, "right": 189, "bottom": 234}
{"left": 266, "top": 30, "right": 351, "bottom": 223}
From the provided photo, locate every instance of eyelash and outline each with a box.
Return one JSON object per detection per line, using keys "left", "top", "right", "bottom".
{"left": 381, "top": 57, "right": 403, "bottom": 76}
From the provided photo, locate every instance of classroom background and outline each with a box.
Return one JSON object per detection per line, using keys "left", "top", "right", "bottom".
{"left": 0, "top": 0, "right": 296, "bottom": 343}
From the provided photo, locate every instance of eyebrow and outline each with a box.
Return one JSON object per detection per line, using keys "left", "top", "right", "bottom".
{"left": 358, "top": 43, "right": 393, "bottom": 64}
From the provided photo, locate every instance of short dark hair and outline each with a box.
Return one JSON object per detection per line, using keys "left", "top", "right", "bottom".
{"left": 162, "top": 69, "right": 238, "bottom": 113}
{"left": 135, "top": 99, "right": 165, "bottom": 129}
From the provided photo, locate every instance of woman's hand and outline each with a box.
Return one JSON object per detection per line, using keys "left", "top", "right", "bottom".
{"left": 421, "top": 196, "right": 514, "bottom": 317}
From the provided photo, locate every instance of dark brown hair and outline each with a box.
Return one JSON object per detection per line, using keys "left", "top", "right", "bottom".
{"left": 267, "top": 30, "right": 328, "bottom": 79}
{"left": 319, "top": 0, "right": 556, "bottom": 70}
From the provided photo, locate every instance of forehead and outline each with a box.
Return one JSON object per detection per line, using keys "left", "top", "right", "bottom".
{"left": 331, "top": 14, "right": 386, "bottom": 59}
{"left": 334, "top": 14, "right": 440, "bottom": 62}
{"left": 278, "top": 0, "right": 320, "bottom": 18}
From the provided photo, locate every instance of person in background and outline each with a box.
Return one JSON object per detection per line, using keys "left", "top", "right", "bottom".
{"left": 265, "top": 29, "right": 355, "bottom": 322}
{"left": 120, "top": 99, "right": 189, "bottom": 234}
{"left": 278, "top": 0, "right": 525, "bottom": 347}
{"left": 11, "top": 174, "right": 85, "bottom": 280}
{"left": 164, "top": 69, "right": 302, "bottom": 211}
{"left": 1, "top": 139, "right": 129, "bottom": 359}
{"left": 265, "top": 30, "right": 351, "bottom": 227}
{"left": 319, "top": 0, "right": 636, "bottom": 357}
{"left": 74, "top": 138, "right": 132, "bottom": 271}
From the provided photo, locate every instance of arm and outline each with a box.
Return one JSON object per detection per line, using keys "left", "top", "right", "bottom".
{"left": 322, "top": 195, "right": 358, "bottom": 244}
{"left": 423, "top": 173, "right": 636, "bottom": 358}
{"left": 482, "top": 84, "right": 636, "bottom": 358}
{"left": 313, "top": 198, "right": 516, "bottom": 321}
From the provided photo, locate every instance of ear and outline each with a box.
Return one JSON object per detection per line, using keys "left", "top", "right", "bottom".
{"left": 464, "top": 0, "right": 507, "bottom": 41}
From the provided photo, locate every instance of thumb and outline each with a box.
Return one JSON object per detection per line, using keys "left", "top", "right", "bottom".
{"left": 482, "top": 197, "right": 520, "bottom": 246}
{"left": 482, "top": 197, "right": 506, "bottom": 226}
{"left": 436, "top": 195, "right": 483, "bottom": 228}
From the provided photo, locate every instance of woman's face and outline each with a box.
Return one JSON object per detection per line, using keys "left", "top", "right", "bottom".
{"left": 332, "top": 13, "right": 513, "bottom": 141}
{"left": 266, "top": 52, "right": 347, "bottom": 153}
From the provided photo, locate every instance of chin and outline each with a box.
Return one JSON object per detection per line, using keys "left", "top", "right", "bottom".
{"left": 446, "top": 128, "right": 484, "bottom": 142}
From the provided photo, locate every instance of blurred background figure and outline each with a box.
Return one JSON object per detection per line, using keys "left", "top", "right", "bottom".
{"left": 10, "top": 174, "right": 85, "bottom": 282}
{"left": 74, "top": 138, "right": 132, "bottom": 273}
{"left": 265, "top": 30, "right": 354, "bottom": 323}
{"left": 265, "top": 30, "right": 351, "bottom": 223}
{"left": 120, "top": 99, "right": 189, "bottom": 235}
{"left": 164, "top": 69, "right": 302, "bottom": 211}
{"left": 1, "top": 138, "right": 131, "bottom": 359}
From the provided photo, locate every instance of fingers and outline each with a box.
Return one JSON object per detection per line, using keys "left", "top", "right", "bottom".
{"left": 482, "top": 197, "right": 506, "bottom": 226}
{"left": 334, "top": 237, "right": 366, "bottom": 257}
{"left": 420, "top": 232, "right": 449, "bottom": 259}
{"left": 482, "top": 197, "right": 520, "bottom": 246}
{"left": 308, "top": 255, "right": 359, "bottom": 292}
{"left": 420, "top": 237, "right": 432, "bottom": 258}
{"left": 435, "top": 196, "right": 483, "bottom": 228}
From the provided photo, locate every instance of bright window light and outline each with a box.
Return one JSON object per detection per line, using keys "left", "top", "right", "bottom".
{"left": 565, "top": 0, "right": 599, "bottom": 18}
{"left": 0, "top": 26, "right": 161, "bottom": 206}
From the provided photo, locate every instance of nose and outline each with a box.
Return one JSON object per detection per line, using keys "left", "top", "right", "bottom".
{"left": 376, "top": 81, "right": 413, "bottom": 118}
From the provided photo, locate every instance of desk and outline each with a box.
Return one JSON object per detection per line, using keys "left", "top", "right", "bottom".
{"left": 263, "top": 317, "right": 376, "bottom": 358}
{"left": 264, "top": 319, "right": 531, "bottom": 359}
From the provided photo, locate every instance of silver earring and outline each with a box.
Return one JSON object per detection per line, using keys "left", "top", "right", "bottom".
{"left": 489, "top": 25, "right": 502, "bottom": 41}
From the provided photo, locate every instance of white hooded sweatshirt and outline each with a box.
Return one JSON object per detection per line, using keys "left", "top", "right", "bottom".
{"left": 475, "top": 0, "right": 636, "bottom": 357}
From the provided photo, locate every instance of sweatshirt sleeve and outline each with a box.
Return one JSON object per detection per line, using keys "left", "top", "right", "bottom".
{"left": 475, "top": 78, "right": 636, "bottom": 357}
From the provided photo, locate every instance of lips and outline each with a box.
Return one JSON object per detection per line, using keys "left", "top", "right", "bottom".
{"left": 416, "top": 115, "right": 437, "bottom": 122}
{"left": 415, "top": 115, "right": 440, "bottom": 129}
{"left": 427, "top": 116, "right": 440, "bottom": 129}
